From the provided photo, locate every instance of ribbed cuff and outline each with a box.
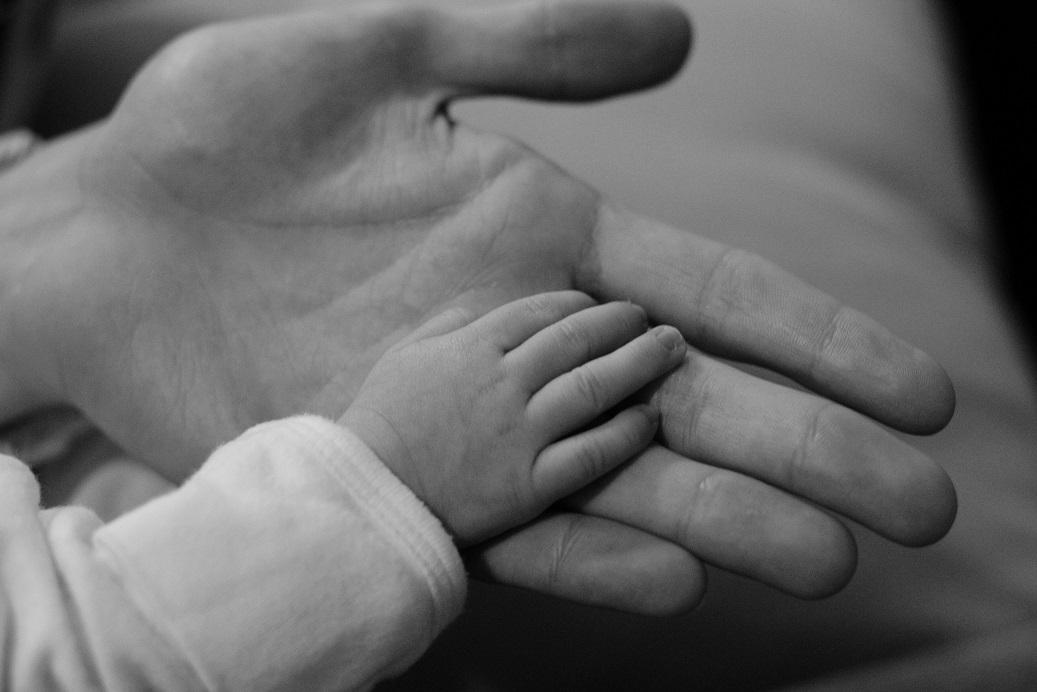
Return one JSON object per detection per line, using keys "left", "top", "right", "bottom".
{"left": 242, "top": 416, "right": 467, "bottom": 634}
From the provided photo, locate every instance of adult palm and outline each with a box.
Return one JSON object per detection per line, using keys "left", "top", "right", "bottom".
{"left": 2, "top": 1, "right": 955, "bottom": 612}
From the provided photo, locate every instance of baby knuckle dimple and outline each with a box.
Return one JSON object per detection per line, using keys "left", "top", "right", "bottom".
{"left": 570, "top": 365, "right": 606, "bottom": 410}
{"left": 507, "top": 463, "right": 538, "bottom": 516}
{"left": 554, "top": 317, "right": 592, "bottom": 360}
{"left": 572, "top": 436, "right": 608, "bottom": 480}
{"left": 521, "top": 292, "right": 554, "bottom": 319}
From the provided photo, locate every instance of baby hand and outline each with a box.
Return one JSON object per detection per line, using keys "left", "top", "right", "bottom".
{"left": 339, "top": 291, "right": 686, "bottom": 545}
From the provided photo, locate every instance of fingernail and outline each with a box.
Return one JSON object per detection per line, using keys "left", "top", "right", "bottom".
{"left": 652, "top": 325, "right": 684, "bottom": 351}
{"left": 628, "top": 301, "right": 648, "bottom": 328}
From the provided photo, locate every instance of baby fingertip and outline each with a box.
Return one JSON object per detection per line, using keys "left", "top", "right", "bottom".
{"left": 631, "top": 301, "right": 649, "bottom": 329}
{"left": 634, "top": 401, "right": 659, "bottom": 420}
{"left": 631, "top": 402, "right": 660, "bottom": 434}
{"left": 651, "top": 324, "right": 686, "bottom": 353}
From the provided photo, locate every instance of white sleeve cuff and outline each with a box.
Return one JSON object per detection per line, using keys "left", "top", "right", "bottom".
{"left": 96, "top": 415, "right": 466, "bottom": 690}
{"left": 256, "top": 415, "right": 467, "bottom": 626}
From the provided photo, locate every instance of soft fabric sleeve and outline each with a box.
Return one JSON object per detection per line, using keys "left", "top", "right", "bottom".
{"left": 0, "top": 415, "right": 466, "bottom": 691}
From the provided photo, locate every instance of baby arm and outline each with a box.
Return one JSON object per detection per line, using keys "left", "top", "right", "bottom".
{"left": 340, "top": 291, "right": 687, "bottom": 545}
{"left": 0, "top": 416, "right": 466, "bottom": 691}
{"left": 0, "top": 291, "right": 679, "bottom": 690}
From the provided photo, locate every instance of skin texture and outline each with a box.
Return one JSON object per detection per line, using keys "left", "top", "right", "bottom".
{"left": 0, "top": 1, "right": 956, "bottom": 614}
{"left": 342, "top": 292, "right": 685, "bottom": 546}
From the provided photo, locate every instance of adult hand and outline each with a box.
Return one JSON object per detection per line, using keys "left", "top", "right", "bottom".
{"left": 0, "top": 0, "right": 955, "bottom": 613}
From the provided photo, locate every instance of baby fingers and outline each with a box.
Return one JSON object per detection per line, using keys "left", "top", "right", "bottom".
{"left": 467, "top": 291, "right": 598, "bottom": 351}
{"left": 530, "top": 405, "right": 659, "bottom": 505}
{"left": 527, "top": 325, "right": 686, "bottom": 441}
{"left": 505, "top": 300, "right": 650, "bottom": 391}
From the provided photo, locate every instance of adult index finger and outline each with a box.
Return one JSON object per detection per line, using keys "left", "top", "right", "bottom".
{"left": 577, "top": 204, "right": 956, "bottom": 434}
